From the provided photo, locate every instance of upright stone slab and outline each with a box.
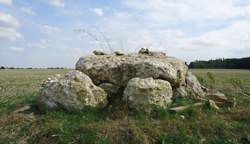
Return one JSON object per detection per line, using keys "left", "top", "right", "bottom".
{"left": 123, "top": 77, "right": 173, "bottom": 110}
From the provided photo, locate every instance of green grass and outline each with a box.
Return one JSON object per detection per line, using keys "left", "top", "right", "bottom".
{"left": 0, "top": 69, "right": 69, "bottom": 114}
{"left": 191, "top": 69, "right": 250, "bottom": 106}
{"left": 0, "top": 69, "right": 250, "bottom": 144}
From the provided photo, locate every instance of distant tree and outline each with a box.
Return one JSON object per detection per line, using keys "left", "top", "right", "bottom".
{"left": 189, "top": 57, "right": 250, "bottom": 69}
{"left": 47, "top": 67, "right": 65, "bottom": 69}
{"left": 0, "top": 66, "right": 5, "bottom": 69}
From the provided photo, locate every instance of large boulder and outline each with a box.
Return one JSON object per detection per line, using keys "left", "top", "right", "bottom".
{"left": 123, "top": 77, "right": 173, "bottom": 109}
{"left": 75, "top": 54, "right": 188, "bottom": 89}
{"left": 38, "top": 70, "right": 107, "bottom": 112}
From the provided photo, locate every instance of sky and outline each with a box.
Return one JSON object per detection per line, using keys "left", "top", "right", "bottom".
{"left": 0, "top": 0, "right": 250, "bottom": 68}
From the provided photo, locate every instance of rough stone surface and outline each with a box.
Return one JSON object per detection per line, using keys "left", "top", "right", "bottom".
{"left": 98, "top": 82, "right": 121, "bottom": 100}
{"left": 206, "top": 90, "right": 228, "bottom": 101}
{"left": 38, "top": 70, "right": 107, "bottom": 112}
{"left": 174, "top": 86, "right": 188, "bottom": 98}
{"left": 75, "top": 54, "right": 188, "bottom": 88}
{"left": 93, "top": 50, "right": 106, "bottom": 55}
{"left": 114, "top": 51, "right": 124, "bottom": 56}
{"left": 37, "top": 49, "right": 228, "bottom": 112}
{"left": 123, "top": 77, "right": 173, "bottom": 109}
{"left": 186, "top": 72, "right": 206, "bottom": 99}
{"left": 169, "top": 102, "right": 204, "bottom": 113}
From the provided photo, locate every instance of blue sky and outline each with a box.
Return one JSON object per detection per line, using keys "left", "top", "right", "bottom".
{"left": 0, "top": 0, "right": 250, "bottom": 67}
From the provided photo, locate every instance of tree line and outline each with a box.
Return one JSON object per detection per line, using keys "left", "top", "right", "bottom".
{"left": 0, "top": 66, "right": 67, "bottom": 70}
{"left": 189, "top": 57, "right": 250, "bottom": 69}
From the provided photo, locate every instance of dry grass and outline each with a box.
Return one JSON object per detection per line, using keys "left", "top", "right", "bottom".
{"left": 0, "top": 69, "right": 249, "bottom": 143}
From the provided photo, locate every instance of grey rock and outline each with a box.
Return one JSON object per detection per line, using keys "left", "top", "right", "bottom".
{"left": 174, "top": 86, "right": 188, "bottom": 98}
{"left": 75, "top": 54, "right": 188, "bottom": 88}
{"left": 98, "top": 82, "right": 120, "bottom": 98}
{"left": 114, "top": 51, "right": 124, "bottom": 56}
{"left": 208, "top": 100, "right": 220, "bottom": 110}
{"left": 169, "top": 102, "right": 204, "bottom": 113}
{"left": 186, "top": 72, "right": 206, "bottom": 99}
{"left": 148, "top": 51, "right": 166, "bottom": 57}
{"left": 206, "top": 90, "right": 228, "bottom": 101}
{"left": 38, "top": 70, "right": 107, "bottom": 112}
{"left": 138, "top": 48, "right": 150, "bottom": 54}
{"left": 138, "top": 48, "right": 166, "bottom": 57}
{"left": 206, "top": 90, "right": 234, "bottom": 107}
{"left": 93, "top": 50, "right": 106, "bottom": 55}
{"left": 13, "top": 105, "right": 31, "bottom": 114}
{"left": 123, "top": 77, "right": 173, "bottom": 109}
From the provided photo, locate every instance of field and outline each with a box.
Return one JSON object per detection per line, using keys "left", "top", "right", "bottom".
{"left": 0, "top": 69, "right": 249, "bottom": 144}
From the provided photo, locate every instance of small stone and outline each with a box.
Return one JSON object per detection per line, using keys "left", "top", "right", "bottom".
{"left": 93, "top": 50, "right": 106, "bottom": 55}
{"left": 208, "top": 100, "right": 220, "bottom": 110}
{"left": 207, "top": 90, "right": 228, "bottom": 101}
{"left": 138, "top": 48, "right": 149, "bottom": 54}
{"left": 149, "top": 51, "right": 166, "bottom": 57}
{"left": 13, "top": 105, "right": 31, "bottom": 113}
{"left": 114, "top": 51, "right": 124, "bottom": 56}
{"left": 169, "top": 103, "right": 204, "bottom": 113}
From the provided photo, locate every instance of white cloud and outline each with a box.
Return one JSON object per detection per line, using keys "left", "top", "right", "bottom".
{"left": 9, "top": 46, "right": 24, "bottom": 52}
{"left": 92, "top": 8, "right": 104, "bottom": 16}
{"left": 0, "top": 27, "right": 22, "bottom": 40}
{"left": 2, "top": 0, "right": 250, "bottom": 67}
{"left": 48, "top": 0, "right": 64, "bottom": 7}
{"left": 0, "top": 12, "right": 21, "bottom": 41}
{"left": 85, "top": 9, "right": 250, "bottom": 61}
{"left": 38, "top": 39, "right": 51, "bottom": 49}
{"left": 180, "top": 20, "right": 250, "bottom": 59}
{"left": 41, "top": 25, "right": 62, "bottom": 34}
{"left": 20, "top": 7, "right": 36, "bottom": 16}
{"left": 60, "top": 9, "right": 83, "bottom": 16}
{"left": 26, "top": 39, "right": 52, "bottom": 49}
{"left": 0, "top": 12, "right": 19, "bottom": 28}
{"left": 0, "top": 0, "right": 12, "bottom": 5}
{"left": 31, "top": 39, "right": 51, "bottom": 49}
{"left": 124, "top": 0, "right": 250, "bottom": 21}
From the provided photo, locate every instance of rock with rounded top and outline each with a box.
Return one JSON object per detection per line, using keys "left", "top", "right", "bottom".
{"left": 114, "top": 51, "right": 124, "bottom": 56}
{"left": 75, "top": 53, "right": 188, "bottom": 88}
{"left": 123, "top": 77, "right": 173, "bottom": 109}
{"left": 93, "top": 50, "right": 106, "bottom": 55}
{"left": 38, "top": 70, "right": 107, "bottom": 112}
{"left": 138, "top": 48, "right": 149, "bottom": 54}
